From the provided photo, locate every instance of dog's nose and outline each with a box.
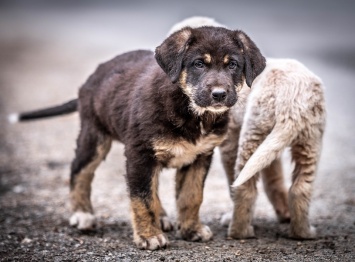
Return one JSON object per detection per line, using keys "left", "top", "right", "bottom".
{"left": 211, "top": 89, "right": 227, "bottom": 102}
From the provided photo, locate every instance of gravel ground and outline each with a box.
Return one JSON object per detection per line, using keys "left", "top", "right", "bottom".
{"left": 1, "top": 1, "right": 354, "bottom": 261}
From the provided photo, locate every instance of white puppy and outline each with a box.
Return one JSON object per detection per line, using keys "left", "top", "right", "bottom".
{"left": 167, "top": 16, "right": 226, "bottom": 36}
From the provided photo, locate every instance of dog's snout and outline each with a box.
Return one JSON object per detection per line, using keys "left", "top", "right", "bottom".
{"left": 211, "top": 89, "right": 227, "bottom": 102}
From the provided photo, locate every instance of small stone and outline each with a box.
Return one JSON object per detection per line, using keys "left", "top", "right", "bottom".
{"left": 21, "top": 237, "right": 32, "bottom": 244}
{"left": 235, "top": 250, "right": 241, "bottom": 256}
{"left": 13, "top": 185, "right": 25, "bottom": 193}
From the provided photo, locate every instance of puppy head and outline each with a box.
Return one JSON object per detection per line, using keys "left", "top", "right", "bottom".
{"left": 155, "top": 26, "right": 266, "bottom": 115}
{"left": 167, "top": 16, "right": 226, "bottom": 36}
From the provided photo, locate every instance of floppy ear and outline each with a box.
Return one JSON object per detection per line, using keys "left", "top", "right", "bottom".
{"left": 234, "top": 30, "right": 266, "bottom": 87}
{"left": 155, "top": 27, "right": 193, "bottom": 83}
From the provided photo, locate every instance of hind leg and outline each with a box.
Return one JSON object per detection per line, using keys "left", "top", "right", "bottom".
{"left": 288, "top": 136, "right": 322, "bottom": 239}
{"left": 155, "top": 180, "right": 174, "bottom": 232}
{"left": 228, "top": 173, "right": 259, "bottom": 239}
{"left": 261, "top": 158, "right": 290, "bottom": 223}
{"left": 228, "top": 110, "right": 273, "bottom": 238}
{"left": 228, "top": 134, "right": 264, "bottom": 238}
{"left": 219, "top": 125, "right": 240, "bottom": 226}
{"left": 219, "top": 125, "right": 240, "bottom": 194}
{"left": 219, "top": 137, "right": 238, "bottom": 227}
{"left": 69, "top": 123, "right": 112, "bottom": 230}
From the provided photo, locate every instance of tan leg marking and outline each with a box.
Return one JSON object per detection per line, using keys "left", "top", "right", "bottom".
{"left": 130, "top": 167, "right": 168, "bottom": 250}
{"left": 70, "top": 139, "right": 111, "bottom": 212}
{"left": 70, "top": 138, "right": 111, "bottom": 230}
{"left": 176, "top": 154, "right": 213, "bottom": 242}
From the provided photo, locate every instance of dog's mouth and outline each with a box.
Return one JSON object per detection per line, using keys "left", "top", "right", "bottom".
{"left": 189, "top": 91, "right": 237, "bottom": 115}
{"left": 190, "top": 101, "right": 230, "bottom": 115}
{"left": 206, "top": 103, "right": 229, "bottom": 113}
{"left": 211, "top": 103, "right": 225, "bottom": 108}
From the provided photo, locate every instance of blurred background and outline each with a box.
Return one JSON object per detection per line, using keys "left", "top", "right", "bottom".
{"left": 0, "top": 0, "right": 354, "bottom": 259}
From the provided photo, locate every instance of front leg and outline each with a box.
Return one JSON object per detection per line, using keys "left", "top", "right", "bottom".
{"left": 175, "top": 153, "right": 213, "bottom": 242}
{"left": 126, "top": 151, "right": 168, "bottom": 250}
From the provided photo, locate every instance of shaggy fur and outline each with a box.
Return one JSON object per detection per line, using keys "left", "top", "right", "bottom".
{"left": 227, "top": 59, "right": 325, "bottom": 239}
{"left": 10, "top": 25, "right": 266, "bottom": 250}
{"left": 172, "top": 17, "right": 326, "bottom": 240}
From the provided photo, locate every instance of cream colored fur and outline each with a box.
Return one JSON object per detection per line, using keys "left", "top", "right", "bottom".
{"left": 232, "top": 59, "right": 325, "bottom": 188}
{"left": 228, "top": 59, "right": 325, "bottom": 239}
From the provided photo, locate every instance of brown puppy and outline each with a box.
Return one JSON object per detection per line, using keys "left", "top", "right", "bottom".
{"left": 10, "top": 26, "right": 266, "bottom": 250}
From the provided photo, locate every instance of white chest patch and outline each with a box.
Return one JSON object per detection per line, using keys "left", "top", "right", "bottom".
{"left": 153, "top": 134, "right": 226, "bottom": 168}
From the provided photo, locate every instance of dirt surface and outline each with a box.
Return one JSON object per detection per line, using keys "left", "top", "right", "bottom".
{"left": 1, "top": 1, "right": 355, "bottom": 261}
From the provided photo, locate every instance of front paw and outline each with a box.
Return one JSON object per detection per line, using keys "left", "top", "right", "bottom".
{"left": 228, "top": 224, "right": 255, "bottom": 239}
{"left": 69, "top": 211, "right": 96, "bottom": 230}
{"left": 177, "top": 224, "right": 213, "bottom": 242}
{"left": 134, "top": 233, "right": 169, "bottom": 250}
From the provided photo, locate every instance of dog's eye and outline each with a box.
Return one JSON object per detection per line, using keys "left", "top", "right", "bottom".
{"left": 228, "top": 60, "right": 238, "bottom": 70}
{"left": 194, "top": 60, "right": 205, "bottom": 69}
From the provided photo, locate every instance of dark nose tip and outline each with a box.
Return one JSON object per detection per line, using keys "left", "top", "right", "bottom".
{"left": 211, "top": 89, "right": 227, "bottom": 102}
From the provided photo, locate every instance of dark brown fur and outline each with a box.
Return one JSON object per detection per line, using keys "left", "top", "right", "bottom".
{"left": 63, "top": 26, "right": 266, "bottom": 250}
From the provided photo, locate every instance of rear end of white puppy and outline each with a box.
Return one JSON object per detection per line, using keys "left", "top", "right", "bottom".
{"left": 229, "top": 58, "right": 326, "bottom": 239}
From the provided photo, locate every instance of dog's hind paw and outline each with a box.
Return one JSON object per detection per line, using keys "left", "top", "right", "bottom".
{"left": 134, "top": 233, "right": 169, "bottom": 250}
{"left": 220, "top": 212, "right": 232, "bottom": 227}
{"left": 177, "top": 224, "right": 213, "bottom": 242}
{"left": 290, "top": 225, "right": 317, "bottom": 240}
{"left": 160, "top": 215, "right": 174, "bottom": 232}
{"left": 69, "top": 211, "right": 96, "bottom": 230}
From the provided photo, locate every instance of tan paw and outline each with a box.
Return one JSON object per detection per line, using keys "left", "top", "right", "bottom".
{"left": 228, "top": 224, "right": 255, "bottom": 239}
{"left": 290, "top": 225, "right": 317, "bottom": 240}
{"left": 160, "top": 215, "right": 174, "bottom": 232}
{"left": 177, "top": 224, "right": 213, "bottom": 242}
{"left": 69, "top": 211, "right": 96, "bottom": 230}
{"left": 134, "top": 233, "right": 169, "bottom": 250}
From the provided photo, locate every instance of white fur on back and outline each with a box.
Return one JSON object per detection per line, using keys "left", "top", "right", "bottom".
{"left": 248, "top": 58, "right": 324, "bottom": 127}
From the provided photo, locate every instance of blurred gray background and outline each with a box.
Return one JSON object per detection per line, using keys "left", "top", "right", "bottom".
{"left": 0, "top": 0, "right": 354, "bottom": 260}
